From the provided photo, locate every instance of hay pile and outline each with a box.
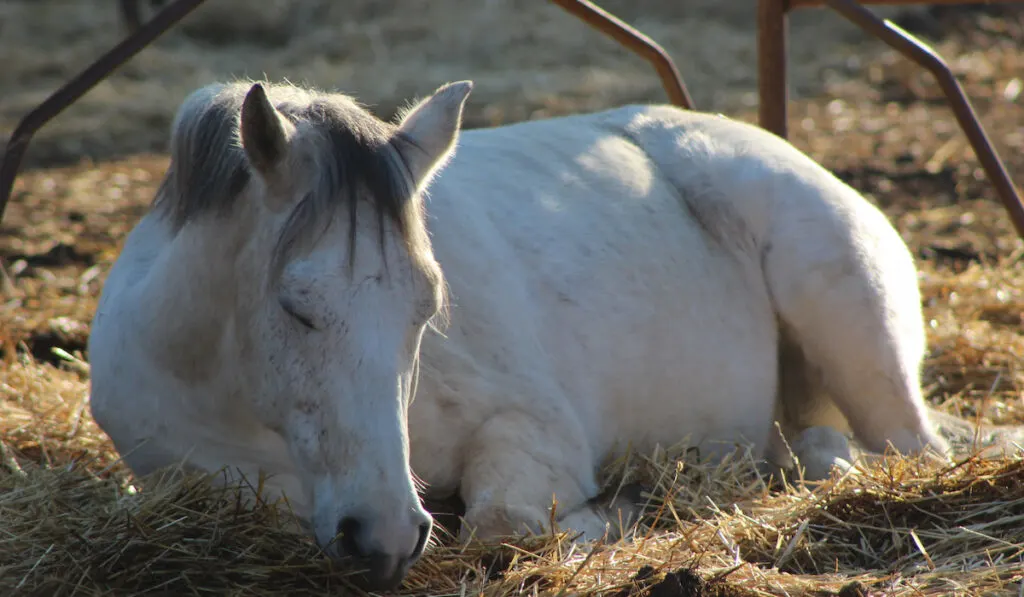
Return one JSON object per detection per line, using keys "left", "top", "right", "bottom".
{"left": 2, "top": 360, "right": 1023, "bottom": 596}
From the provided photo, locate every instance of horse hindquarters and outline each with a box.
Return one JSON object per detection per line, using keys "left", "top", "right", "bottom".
{"left": 761, "top": 171, "right": 948, "bottom": 462}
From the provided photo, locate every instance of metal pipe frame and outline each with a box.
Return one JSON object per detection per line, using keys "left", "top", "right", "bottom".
{"left": 759, "top": 0, "right": 1024, "bottom": 238}
{"left": 0, "top": 0, "right": 1021, "bottom": 240}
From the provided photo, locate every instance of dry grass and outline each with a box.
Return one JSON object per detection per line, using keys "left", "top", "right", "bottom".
{"left": 2, "top": 381, "right": 1024, "bottom": 596}
{"left": 3, "top": 2, "right": 1024, "bottom": 596}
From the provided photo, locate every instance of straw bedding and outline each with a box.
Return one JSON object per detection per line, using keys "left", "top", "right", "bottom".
{"left": 2, "top": 389, "right": 1024, "bottom": 596}
{"left": 2, "top": 4, "right": 1024, "bottom": 596}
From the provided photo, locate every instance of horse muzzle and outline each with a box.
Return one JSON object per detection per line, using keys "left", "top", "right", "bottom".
{"left": 320, "top": 511, "right": 433, "bottom": 591}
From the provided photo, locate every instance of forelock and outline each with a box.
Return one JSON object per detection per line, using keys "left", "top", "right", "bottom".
{"left": 151, "top": 80, "right": 435, "bottom": 280}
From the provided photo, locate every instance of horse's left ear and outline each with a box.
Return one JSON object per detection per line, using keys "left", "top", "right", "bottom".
{"left": 240, "top": 82, "right": 295, "bottom": 181}
{"left": 394, "top": 80, "right": 474, "bottom": 190}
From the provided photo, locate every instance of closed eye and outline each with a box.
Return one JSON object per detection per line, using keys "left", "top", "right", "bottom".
{"left": 280, "top": 298, "right": 316, "bottom": 330}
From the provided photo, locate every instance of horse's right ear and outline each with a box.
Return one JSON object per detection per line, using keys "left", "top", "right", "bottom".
{"left": 394, "top": 80, "right": 474, "bottom": 191}
{"left": 239, "top": 83, "right": 294, "bottom": 179}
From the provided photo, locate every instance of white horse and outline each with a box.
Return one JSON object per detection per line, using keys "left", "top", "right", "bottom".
{"left": 89, "top": 78, "right": 960, "bottom": 590}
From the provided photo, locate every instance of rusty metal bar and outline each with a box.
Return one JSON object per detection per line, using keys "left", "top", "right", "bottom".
{"left": 758, "top": 0, "right": 790, "bottom": 139}
{"left": 0, "top": 0, "right": 207, "bottom": 228}
{"left": 759, "top": 0, "right": 1024, "bottom": 238}
{"left": 550, "top": 0, "right": 694, "bottom": 109}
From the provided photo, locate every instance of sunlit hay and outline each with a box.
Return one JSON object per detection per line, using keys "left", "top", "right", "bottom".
{"left": 0, "top": 463, "right": 355, "bottom": 596}
{"left": 598, "top": 440, "right": 774, "bottom": 535}
{"left": 3, "top": 349, "right": 1024, "bottom": 595}
{"left": 706, "top": 453, "right": 1024, "bottom": 596}
{"left": 0, "top": 358, "right": 124, "bottom": 478}
{"left": 0, "top": 452, "right": 759, "bottom": 596}
{"left": 918, "top": 254, "right": 1024, "bottom": 427}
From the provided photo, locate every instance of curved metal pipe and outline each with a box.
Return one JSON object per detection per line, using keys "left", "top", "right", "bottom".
{"left": 549, "top": 0, "right": 694, "bottom": 110}
{"left": 758, "top": 0, "right": 789, "bottom": 138}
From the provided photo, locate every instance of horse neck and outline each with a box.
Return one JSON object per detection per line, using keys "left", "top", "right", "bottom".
{"left": 140, "top": 204, "right": 273, "bottom": 393}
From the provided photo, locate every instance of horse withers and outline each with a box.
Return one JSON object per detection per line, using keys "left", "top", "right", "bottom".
{"left": 88, "top": 79, "right": 952, "bottom": 590}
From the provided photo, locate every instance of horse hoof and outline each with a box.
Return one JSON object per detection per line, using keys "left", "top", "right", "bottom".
{"left": 790, "top": 426, "right": 854, "bottom": 482}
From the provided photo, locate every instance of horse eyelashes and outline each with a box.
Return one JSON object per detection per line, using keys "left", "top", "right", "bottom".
{"left": 280, "top": 298, "right": 316, "bottom": 330}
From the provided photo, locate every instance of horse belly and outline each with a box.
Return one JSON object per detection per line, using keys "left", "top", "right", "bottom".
{"left": 533, "top": 191, "right": 780, "bottom": 462}
{"left": 595, "top": 293, "right": 779, "bottom": 461}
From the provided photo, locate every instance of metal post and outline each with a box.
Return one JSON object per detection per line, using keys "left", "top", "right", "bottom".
{"left": 758, "top": 0, "right": 790, "bottom": 138}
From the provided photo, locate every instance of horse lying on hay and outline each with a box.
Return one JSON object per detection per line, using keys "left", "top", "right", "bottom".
{"left": 89, "top": 78, "right": 977, "bottom": 590}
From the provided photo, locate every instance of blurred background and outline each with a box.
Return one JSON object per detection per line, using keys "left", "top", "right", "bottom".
{"left": 1, "top": 0, "right": 951, "bottom": 168}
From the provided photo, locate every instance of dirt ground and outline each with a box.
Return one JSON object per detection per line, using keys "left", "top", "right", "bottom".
{"left": 1, "top": 1, "right": 1024, "bottom": 596}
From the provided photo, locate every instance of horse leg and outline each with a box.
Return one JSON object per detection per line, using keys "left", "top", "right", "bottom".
{"left": 762, "top": 198, "right": 949, "bottom": 463}
{"left": 764, "top": 327, "right": 859, "bottom": 482}
{"left": 456, "top": 409, "right": 615, "bottom": 544}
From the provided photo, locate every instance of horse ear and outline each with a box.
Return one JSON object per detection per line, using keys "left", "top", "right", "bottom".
{"left": 394, "top": 80, "right": 474, "bottom": 189}
{"left": 239, "top": 83, "right": 294, "bottom": 179}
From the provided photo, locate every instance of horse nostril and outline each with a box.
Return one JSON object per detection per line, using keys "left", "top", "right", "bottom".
{"left": 336, "top": 516, "right": 364, "bottom": 558}
{"left": 412, "top": 521, "right": 431, "bottom": 559}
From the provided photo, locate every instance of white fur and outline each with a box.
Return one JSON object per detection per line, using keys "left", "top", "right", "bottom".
{"left": 89, "top": 81, "right": 969, "bottom": 587}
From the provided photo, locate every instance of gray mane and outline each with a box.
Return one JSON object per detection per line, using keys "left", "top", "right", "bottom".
{"left": 151, "top": 80, "right": 420, "bottom": 267}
